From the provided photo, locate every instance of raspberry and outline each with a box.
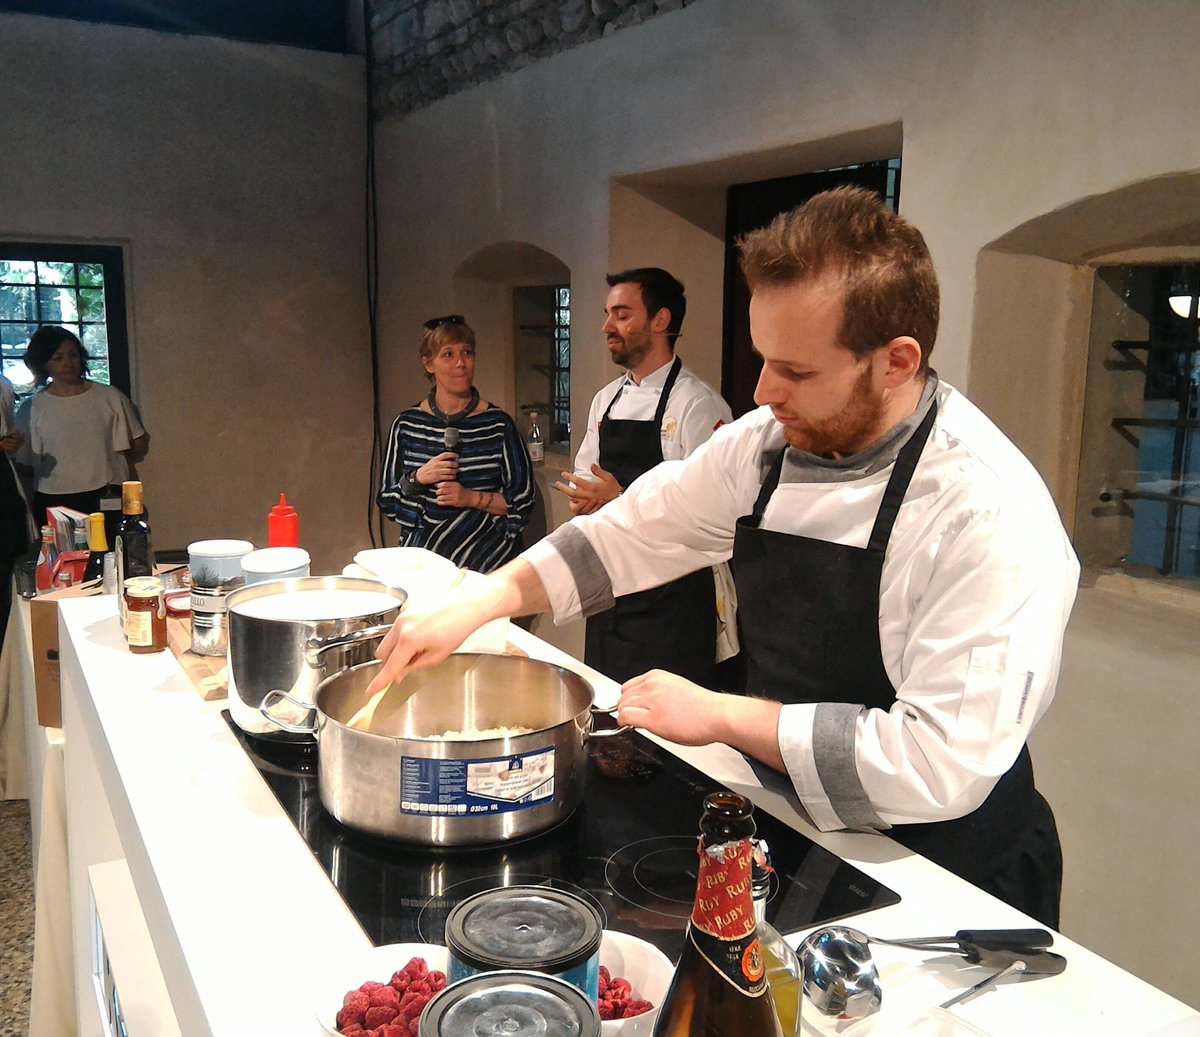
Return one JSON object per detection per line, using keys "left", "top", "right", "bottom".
{"left": 597, "top": 999, "right": 615, "bottom": 1020}
{"left": 624, "top": 999, "right": 654, "bottom": 1018}
{"left": 403, "top": 957, "right": 429, "bottom": 980}
{"left": 364, "top": 1005, "right": 399, "bottom": 1029}
{"left": 368, "top": 986, "right": 399, "bottom": 1008}
{"left": 429, "top": 971, "right": 448, "bottom": 992}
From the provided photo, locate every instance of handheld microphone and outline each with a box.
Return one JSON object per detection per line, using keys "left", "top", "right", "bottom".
{"left": 444, "top": 426, "right": 460, "bottom": 452}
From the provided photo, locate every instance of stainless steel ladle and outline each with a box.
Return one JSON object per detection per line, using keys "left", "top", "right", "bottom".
{"left": 798, "top": 924, "right": 1067, "bottom": 1018}
{"left": 797, "top": 925, "right": 884, "bottom": 1019}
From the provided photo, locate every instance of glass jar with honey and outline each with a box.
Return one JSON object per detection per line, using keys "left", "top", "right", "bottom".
{"left": 124, "top": 576, "right": 168, "bottom": 654}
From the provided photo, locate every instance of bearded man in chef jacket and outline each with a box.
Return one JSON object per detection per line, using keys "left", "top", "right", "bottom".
{"left": 369, "top": 187, "right": 1080, "bottom": 928}
{"left": 552, "top": 267, "right": 734, "bottom": 690}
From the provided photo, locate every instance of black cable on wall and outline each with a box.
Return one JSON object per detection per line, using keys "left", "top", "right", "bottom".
{"left": 361, "top": 0, "right": 386, "bottom": 549}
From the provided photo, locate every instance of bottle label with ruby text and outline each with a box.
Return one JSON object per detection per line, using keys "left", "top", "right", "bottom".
{"left": 687, "top": 837, "right": 768, "bottom": 996}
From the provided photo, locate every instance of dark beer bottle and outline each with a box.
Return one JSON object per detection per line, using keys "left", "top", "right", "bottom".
{"left": 652, "top": 791, "right": 785, "bottom": 1037}
{"left": 115, "top": 481, "right": 155, "bottom": 628}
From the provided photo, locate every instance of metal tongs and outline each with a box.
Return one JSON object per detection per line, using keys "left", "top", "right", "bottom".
{"left": 871, "top": 928, "right": 1067, "bottom": 1008}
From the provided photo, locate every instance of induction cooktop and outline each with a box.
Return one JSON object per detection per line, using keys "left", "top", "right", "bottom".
{"left": 223, "top": 712, "right": 899, "bottom": 961}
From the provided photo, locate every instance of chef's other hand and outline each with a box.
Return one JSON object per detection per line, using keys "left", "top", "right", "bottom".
{"left": 617, "top": 670, "right": 786, "bottom": 771}
{"left": 416, "top": 451, "right": 458, "bottom": 486}
{"left": 553, "top": 463, "right": 621, "bottom": 514}
{"left": 434, "top": 480, "right": 473, "bottom": 508}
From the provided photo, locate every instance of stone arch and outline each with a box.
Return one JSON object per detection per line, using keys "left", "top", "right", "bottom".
{"left": 450, "top": 241, "right": 570, "bottom": 423}
{"left": 967, "top": 172, "right": 1200, "bottom": 528}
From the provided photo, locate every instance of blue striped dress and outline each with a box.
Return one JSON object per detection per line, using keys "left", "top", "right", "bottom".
{"left": 377, "top": 404, "right": 536, "bottom": 573}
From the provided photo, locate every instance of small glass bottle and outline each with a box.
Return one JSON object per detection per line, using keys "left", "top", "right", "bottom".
{"left": 527, "top": 411, "right": 545, "bottom": 467}
{"left": 35, "top": 525, "right": 60, "bottom": 595}
{"left": 124, "top": 576, "right": 167, "bottom": 654}
{"left": 83, "top": 512, "right": 110, "bottom": 583}
{"left": 752, "top": 840, "right": 803, "bottom": 1036}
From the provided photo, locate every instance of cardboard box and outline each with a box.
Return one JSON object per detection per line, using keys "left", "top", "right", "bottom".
{"left": 30, "top": 580, "right": 105, "bottom": 728}
{"left": 29, "top": 564, "right": 191, "bottom": 728}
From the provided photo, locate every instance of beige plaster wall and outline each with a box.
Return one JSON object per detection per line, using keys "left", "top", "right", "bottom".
{"left": 967, "top": 251, "right": 1092, "bottom": 525}
{"left": 0, "top": 13, "right": 369, "bottom": 573}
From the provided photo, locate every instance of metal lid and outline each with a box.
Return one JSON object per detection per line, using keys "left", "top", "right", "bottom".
{"left": 124, "top": 577, "right": 163, "bottom": 598}
{"left": 419, "top": 970, "right": 601, "bottom": 1037}
{"left": 445, "top": 886, "right": 603, "bottom": 974}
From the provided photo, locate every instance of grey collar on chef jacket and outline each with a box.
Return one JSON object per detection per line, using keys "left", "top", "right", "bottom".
{"left": 780, "top": 373, "right": 939, "bottom": 485}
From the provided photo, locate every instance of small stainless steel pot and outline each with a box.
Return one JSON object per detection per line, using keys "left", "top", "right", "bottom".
{"left": 226, "top": 575, "right": 406, "bottom": 742}
{"left": 260, "top": 654, "right": 624, "bottom": 845}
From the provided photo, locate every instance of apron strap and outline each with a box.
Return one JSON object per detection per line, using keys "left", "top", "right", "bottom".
{"left": 750, "top": 447, "right": 787, "bottom": 522}
{"left": 600, "top": 354, "right": 683, "bottom": 425}
{"left": 866, "top": 399, "right": 938, "bottom": 553}
{"left": 749, "top": 398, "right": 938, "bottom": 538}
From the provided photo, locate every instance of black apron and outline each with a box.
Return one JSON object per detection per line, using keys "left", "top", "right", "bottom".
{"left": 584, "top": 356, "right": 718, "bottom": 689}
{"left": 732, "top": 402, "right": 1062, "bottom": 927}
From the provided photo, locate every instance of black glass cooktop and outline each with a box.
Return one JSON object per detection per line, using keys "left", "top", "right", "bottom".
{"left": 223, "top": 712, "right": 899, "bottom": 961}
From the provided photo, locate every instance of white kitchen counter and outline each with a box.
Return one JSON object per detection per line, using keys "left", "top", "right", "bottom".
{"left": 55, "top": 594, "right": 1199, "bottom": 1037}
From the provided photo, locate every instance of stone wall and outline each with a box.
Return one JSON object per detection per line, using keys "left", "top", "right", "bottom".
{"left": 368, "top": 0, "right": 700, "bottom": 118}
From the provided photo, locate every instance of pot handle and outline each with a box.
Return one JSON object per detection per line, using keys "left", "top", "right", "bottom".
{"left": 587, "top": 704, "right": 629, "bottom": 738}
{"left": 259, "top": 689, "right": 318, "bottom": 735}
{"left": 305, "top": 623, "right": 395, "bottom": 666}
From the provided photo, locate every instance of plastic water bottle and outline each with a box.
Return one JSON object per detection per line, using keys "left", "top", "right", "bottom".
{"left": 528, "top": 412, "right": 545, "bottom": 467}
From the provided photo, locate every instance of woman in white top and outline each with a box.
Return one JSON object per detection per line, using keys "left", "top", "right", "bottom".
{"left": 15, "top": 325, "right": 148, "bottom": 529}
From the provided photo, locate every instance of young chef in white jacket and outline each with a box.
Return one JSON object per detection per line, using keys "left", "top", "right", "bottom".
{"left": 368, "top": 187, "right": 1081, "bottom": 927}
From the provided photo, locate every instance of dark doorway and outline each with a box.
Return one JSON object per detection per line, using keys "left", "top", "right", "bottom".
{"left": 721, "top": 160, "right": 901, "bottom": 417}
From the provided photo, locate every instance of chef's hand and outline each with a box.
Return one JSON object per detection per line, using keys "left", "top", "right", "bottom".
{"left": 616, "top": 671, "right": 786, "bottom": 770}
{"left": 416, "top": 451, "right": 458, "bottom": 486}
{"left": 368, "top": 559, "right": 553, "bottom": 696}
{"left": 0, "top": 429, "right": 23, "bottom": 455}
{"left": 434, "top": 480, "right": 473, "bottom": 508}
{"left": 553, "top": 464, "right": 621, "bottom": 514}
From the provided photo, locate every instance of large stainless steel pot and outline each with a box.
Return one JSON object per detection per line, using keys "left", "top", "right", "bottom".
{"left": 260, "top": 654, "right": 624, "bottom": 845}
{"left": 226, "top": 575, "right": 406, "bottom": 742}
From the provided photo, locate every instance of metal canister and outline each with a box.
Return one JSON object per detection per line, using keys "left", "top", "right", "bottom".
{"left": 445, "top": 886, "right": 603, "bottom": 1001}
{"left": 418, "top": 970, "right": 601, "bottom": 1037}
{"left": 187, "top": 539, "right": 254, "bottom": 657}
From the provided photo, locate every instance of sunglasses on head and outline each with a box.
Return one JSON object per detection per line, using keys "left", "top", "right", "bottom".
{"left": 423, "top": 314, "right": 466, "bottom": 331}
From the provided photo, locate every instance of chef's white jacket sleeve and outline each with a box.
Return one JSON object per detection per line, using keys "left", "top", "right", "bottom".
{"left": 526, "top": 413, "right": 765, "bottom": 617}
{"left": 779, "top": 484, "right": 1080, "bottom": 832}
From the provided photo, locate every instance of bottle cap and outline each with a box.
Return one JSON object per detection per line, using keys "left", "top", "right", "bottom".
{"left": 88, "top": 512, "right": 109, "bottom": 552}
{"left": 122, "top": 481, "right": 145, "bottom": 514}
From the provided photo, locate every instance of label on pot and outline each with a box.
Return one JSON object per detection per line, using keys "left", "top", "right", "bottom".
{"left": 399, "top": 748, "right": 555, "bottom": 815}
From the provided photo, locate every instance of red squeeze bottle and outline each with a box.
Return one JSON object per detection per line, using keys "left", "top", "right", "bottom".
{"left": 267, "top": 493, "right": 299, "bottom": 547}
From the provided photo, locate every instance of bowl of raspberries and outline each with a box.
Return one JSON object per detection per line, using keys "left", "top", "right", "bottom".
{"left": 598, "top": 930, "right": 673, "bottom": 1035}
{"left": 319, "top": 933, "right": 669, "bottom": 1036}
{"left": 317, "top": 943, "right": 450, "bottom": 1036}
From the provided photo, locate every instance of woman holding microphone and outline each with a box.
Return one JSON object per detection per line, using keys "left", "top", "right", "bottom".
{"left": 377, "top": 315, "right": 535, "bottom": 572}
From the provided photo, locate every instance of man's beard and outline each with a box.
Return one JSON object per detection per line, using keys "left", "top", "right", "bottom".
{"left": 609, "top": 328, "right": 653, "bottom": 370}
{"left": 782, "top": 363, "right": 888, "bottom": 457}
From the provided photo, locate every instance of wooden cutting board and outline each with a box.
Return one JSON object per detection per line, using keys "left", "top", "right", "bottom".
{"left": 167, "top": 615, "right": 229, "bottom": 701}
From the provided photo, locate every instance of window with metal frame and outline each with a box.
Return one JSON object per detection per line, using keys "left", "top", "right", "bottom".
{"left": 1076, "top": 263, "right": 1199, "bottom": 579}
{"left": 0, "top": 243, "right": 130, "bottom": 401}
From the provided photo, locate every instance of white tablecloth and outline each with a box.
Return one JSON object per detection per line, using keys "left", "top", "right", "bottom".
{"left": 0, "top": 592, "right": 31, "bottom": 800}
{"left": 0, "top": 589, "right": 76, "bottom": 1035}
